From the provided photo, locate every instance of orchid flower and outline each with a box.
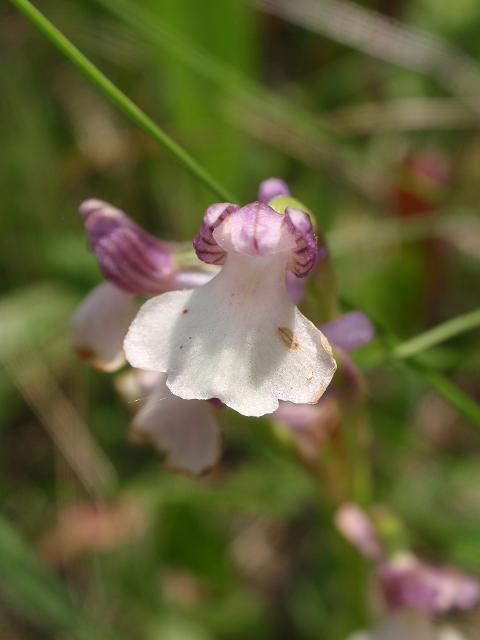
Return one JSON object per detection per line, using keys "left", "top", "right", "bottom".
{"left": 72, "top": 180, "right": 357, "bottom": 471}
{"left": 124, "top": 194, "right": 337, "bottom": 416}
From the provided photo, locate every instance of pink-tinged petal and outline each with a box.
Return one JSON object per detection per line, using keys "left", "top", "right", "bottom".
{"left": 80, "top": 199, "right": 174, "bottom": 295}
{"left": 320, "top": 311, "right": 375, "bottom": 351}
{"left": 258, "top": 177, "right": 290, "bottom": 203}
{"left": 213, "top": 202, "right": 294, "bottom": 257}
{"left": 379, "top": 556, "right": 480, "bottom": 615}
{"left": 194, "top": 201, "right": 318, "bottom": 278}
{"left": 335, "top": 503, "right": 383, "bottom": 561}
{"left": 72, "top": 283, "right": 136, "bottom": 371}
{"left": 193, "top": 202, "right": 240, "bottom": 265}
{"left": 132, "top": 374, "right": 221, "bottom": 475}
{"left": 124, "top": 252, "right": 336, "bottom": 417}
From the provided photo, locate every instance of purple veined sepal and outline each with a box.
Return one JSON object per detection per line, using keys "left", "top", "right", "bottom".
{"left": 194, "top": 201, "right": 319, "bottom": 279}
{"left": 125, "top": 199, "right": 337, "bottom": 417}
{"left": 258, "top": 177, "right": 290, "bottom": 203}
{"left": 79, "top": 199, "right": 175, "bottom": 295}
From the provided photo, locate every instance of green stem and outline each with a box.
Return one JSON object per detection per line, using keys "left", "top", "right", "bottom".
{"left": 393, "top": 308, "right": 480, "bottom": 359}
{"left": 9, "top": 0, "right": 235, "bottom": 203}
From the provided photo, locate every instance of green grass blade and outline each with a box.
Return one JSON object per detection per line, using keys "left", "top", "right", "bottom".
{"left": 0, "top": 514, "right": 119, "bottom": 640}
{"left": 9, "top": 0, "right": 235, "bottom": 202}
{"left": 393, "top": 308, "right": 480, "bottom": 359}
{"left": 94, "top": 0, "right": 384, "bottom": 201}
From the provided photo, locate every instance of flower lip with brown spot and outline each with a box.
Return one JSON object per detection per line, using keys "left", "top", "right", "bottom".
{"left": 125, "top": 199, "right": 336, "bottom": 417}
{"left": 278, "top": 326, "right": 300, "bottom": 350}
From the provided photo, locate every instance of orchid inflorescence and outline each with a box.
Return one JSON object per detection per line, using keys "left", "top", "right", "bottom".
{"left": 73, "top": 178, "right": 373, "bottom": 474}
{"left": 72, "top": 178, "right": 479, "bottom": 638}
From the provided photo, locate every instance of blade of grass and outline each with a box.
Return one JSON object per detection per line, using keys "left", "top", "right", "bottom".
{"left": 0, "top": 514, "right": 119, "bottom": 640}
{"left": 393, "top": 308, "right": 480, "bottom": 360}
{"left": 341, "top": 296, "right": 480, "bottom": 428}
{"left": 253, "top": 0, "right": 480, "bottom": 116}
{"left": 9, "top": 0, "right": 235, "bottom": 202}
{"left": 94, "top": 0, "right": 385, "bottom": 202}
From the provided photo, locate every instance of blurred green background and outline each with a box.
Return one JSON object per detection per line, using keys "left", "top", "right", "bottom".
{"left": 1, "top": 0, "right": 480, "bottom": 638}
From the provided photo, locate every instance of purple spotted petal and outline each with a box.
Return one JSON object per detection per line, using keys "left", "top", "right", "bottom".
{"left": 258, "top": 177, "right": 290, "bottom": 202}
{"left": 319, "top": 311, "right": 375, "bottom": 352}
{"left": 379, "top": 557, "right": 480, "bottom": 614}
{"left": 80, "top": 199, "right": 174, "bottom": 295}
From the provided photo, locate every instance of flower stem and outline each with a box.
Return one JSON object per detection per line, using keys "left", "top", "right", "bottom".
{"left": 9, "top": 0, "right": 236, "bottom": 203}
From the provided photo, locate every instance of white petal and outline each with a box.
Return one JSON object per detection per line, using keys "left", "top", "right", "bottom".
{"left": 72, "top": 283, "right": 136, "bottom": 371}
{"left": 125, "top": 253, "right": 336, "bottom": 417}
{"left": 132, "top": 374, "right": 221, "bottom": 474}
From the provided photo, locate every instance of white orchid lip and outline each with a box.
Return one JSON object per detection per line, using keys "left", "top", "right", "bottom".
{"left": 124, "top": 200, "right": 336, "bottom": 417}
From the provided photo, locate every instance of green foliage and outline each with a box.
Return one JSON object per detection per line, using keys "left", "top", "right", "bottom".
{"left": 1, "top": 0, "right": 480, "bottom": 638}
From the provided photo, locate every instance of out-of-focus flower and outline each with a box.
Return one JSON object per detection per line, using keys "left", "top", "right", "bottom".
{"left": 340, "top": 506, "right": 480, "bottom": 640}
{"left": 335, "top": 503, "right": 383, "bottom": 561}
{"left": 389, "top": 149, "right": 450, "bottom": 218}
{"left": 125, "top": 200, "right": 336, "bottom": 416}
{"left": 320, "top": 311, "right": 375, "bottom": 353}
{"left": 39, "top": 500, "right": 147, "bottom": 566}
{"left": 117, "top": 370, "right": 221, "bottom": 475}
{"left": 379, "top": 555, "right": 480, "bottom": 615}
{"left": 72, "top": 282, "right": 136, "bottom": 371}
